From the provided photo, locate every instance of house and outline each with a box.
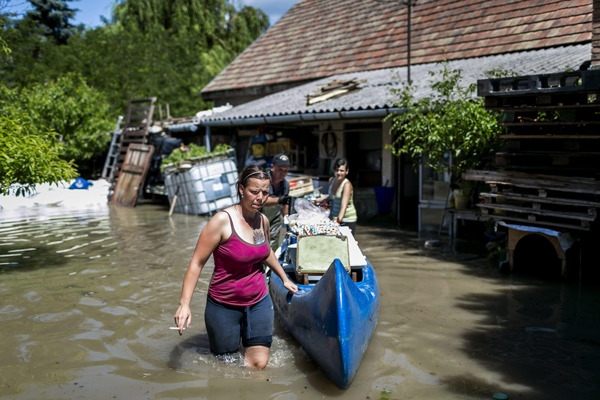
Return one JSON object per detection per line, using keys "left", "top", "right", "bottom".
{"left": 177, "top": 0, "right": 596, "bottom": 230}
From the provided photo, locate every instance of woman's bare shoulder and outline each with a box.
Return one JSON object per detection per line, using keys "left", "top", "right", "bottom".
{"left": 206, "top": 210, "right": 232, "bottom": 229}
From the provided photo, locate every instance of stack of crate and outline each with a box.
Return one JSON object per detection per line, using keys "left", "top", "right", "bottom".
{"left": 467, "top": 70, "right": 600, "bottom": 231}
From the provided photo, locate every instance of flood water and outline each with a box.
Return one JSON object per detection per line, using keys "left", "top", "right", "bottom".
{"left": 1, "top": 202, "right": 600, "bottom": 399}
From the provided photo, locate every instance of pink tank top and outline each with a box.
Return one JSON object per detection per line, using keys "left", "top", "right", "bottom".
{"left": 208, "top": 211, "right": 270, "bottom": 306}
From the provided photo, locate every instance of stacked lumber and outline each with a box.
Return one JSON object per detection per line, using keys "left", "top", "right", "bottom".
{"left": 463, "top": 170, "right": 600, "bottom": 231}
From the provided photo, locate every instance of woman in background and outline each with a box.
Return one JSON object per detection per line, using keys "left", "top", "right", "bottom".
{"left": 328, "top": 158, "right": 357, "bottom": 233}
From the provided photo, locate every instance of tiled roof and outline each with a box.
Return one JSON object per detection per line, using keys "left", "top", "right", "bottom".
{"left": 202, "top": 0, "right": 591, "bottom": 96}
{"left": 200, "top": 44, "right": 591, "bottom": 124}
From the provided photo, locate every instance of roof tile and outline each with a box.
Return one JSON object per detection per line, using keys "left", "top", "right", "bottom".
{"left": 202, "top": 0, "right": 593, "bottom": 96}
{"left": 201, "top": 44, "right": 591, "bottom": 122}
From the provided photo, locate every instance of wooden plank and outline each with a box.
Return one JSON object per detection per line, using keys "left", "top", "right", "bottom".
{"left": 463, "top": 170, "right": 600, "bottom": 194}
{"left": 110, "top": 144, "right": 155, "bottom": 207}
{"left": 502, "top": 121, "right": 600, "bottom": 126}
{"left": 488, "top": 104, "right": 600, "bottom": 112}
{"left": 477, "top": 203, "right": 596, "bottom": 221}
{"left": 479, "top": 192, "right": 600, "bottom": 208}
{"left": 129, "top": 113, "right": 152, "bottom": 121}
{"left": 122, "top": 165, "right": 145, "bottom": 175}
{"left": 495, "top": 151, "right": 600, "bottom": 169}
{"left": 128, "top": 106, "right": 154, "bottom": 112}
{"left": 500, "top": 135, "right": 600, "bottom": 139}
{"left": 482, "top": 213, "right": 590, "bottom": 231}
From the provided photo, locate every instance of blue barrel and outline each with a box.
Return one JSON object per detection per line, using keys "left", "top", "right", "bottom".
{"left": 373, "top": 186, "right": 395, "bottom": 214}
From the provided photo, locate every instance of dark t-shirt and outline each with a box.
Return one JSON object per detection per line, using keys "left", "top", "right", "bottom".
{"left": 269, "top": 175, "right": 290, "bottom": 198}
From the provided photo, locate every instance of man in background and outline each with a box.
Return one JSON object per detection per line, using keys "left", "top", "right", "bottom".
{"left": 261, "top": 154, "right": 291, "bottom": 251}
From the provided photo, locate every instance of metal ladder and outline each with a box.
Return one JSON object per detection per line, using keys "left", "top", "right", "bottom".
{"left": 101, "top": 116, "right": 123, "bottom": 180}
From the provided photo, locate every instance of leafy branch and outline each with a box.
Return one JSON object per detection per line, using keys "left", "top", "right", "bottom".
{"left": 386, "top": 61, "right": 505, "bottom": 177}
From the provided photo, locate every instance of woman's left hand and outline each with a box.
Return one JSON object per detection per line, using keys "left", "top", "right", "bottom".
{"left": 283, "top": 279, "right": 298, "bottom": 294}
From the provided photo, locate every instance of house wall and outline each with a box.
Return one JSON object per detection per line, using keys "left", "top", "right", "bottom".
{"left": 593, "top": 0, "right": 600, "bottom": 66}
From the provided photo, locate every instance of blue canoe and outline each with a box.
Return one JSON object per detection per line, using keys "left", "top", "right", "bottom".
{"left": 269, "top": 252, "right": 379, "bottom": 389}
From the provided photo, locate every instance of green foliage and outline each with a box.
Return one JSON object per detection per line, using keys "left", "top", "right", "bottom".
{"left": 0, "top": 16, "right": 58, "bottom": 88}
{"left": 0, "top": 108, "right": 77, "bottom": 196}
{"left": 1, "top": 0, "right": 269, "bottom": 118}
{"left": 112, "top": 0, "right": 269, "bottom": 43}
{"left": 26, "top": 0, "right": 78, "bottom": 44}
{"left": 0, "top": 33, "right": 10, "bottom": 56}
{"left": 386, "top": 61, "right": 505, "bottom": 177}
{"left": 30, "top": 26, "right": 212, "bottom": 116}
{"left": 0, "top": 74, "right": 113, "bottom": 162}
{"left": 212, "top": 143, "right": 232, "bottom": 154}
{"left": 160, "top": 143, "right": 232, "bottom": 171}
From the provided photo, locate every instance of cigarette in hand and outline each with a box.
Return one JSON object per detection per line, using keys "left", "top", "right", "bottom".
{"left": 169, "top": 327, "right": 185, "bottom": 330}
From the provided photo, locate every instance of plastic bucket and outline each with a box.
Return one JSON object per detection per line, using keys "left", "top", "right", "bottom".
{"left": 374, "top": 186, "right": 395, "bottom": 214}
{"left": 454, "top": 194, "right": 469, "bottom": 209}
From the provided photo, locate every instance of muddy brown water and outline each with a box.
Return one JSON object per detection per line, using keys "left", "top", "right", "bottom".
{"left": 1, "top": 203, "right": 600, "bottom": 399}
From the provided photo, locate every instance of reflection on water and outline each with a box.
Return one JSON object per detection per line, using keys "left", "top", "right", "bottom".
{"left": 1, "top": 204, "right": 600, "bottom": 399}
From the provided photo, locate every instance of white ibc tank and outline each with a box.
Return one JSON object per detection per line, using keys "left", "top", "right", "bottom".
{"left": 165, "top": 157, "right": 238, "bottom": 215}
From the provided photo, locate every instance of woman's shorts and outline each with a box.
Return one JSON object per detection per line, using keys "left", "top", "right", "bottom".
{"left": 341, "top": 221, "right": 357, "bottom": 234}
{"left": 204, "top": 294, "right": 274, "bottom": 355}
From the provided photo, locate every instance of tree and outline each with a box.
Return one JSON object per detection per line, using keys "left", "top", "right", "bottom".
{"left": 387, "top": 62, "right": 505, "bottom": 178}
{"left": 0, "top": 30, "right": 77, "bottom": 195}
{"left": 0, "top": 104, "right": 77, "bottom": 196}
{"left": 112, "top": 0, "right": 269, "bottom": 40}
{"left": 0, "top": 74, "right": 114, "bottom": 163}
{"left": 1, "top": 0, "right": 270, "bottom": 117}
{"left": 26, "top": 0, "right": 79, "bottom": 44}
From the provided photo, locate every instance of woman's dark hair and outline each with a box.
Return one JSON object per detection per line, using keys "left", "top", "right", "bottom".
{"left": 236, "top": 164, "right": 271, "bottom": 198}
{"left": 333, "top": 158, "right": 349, "bottom": 170}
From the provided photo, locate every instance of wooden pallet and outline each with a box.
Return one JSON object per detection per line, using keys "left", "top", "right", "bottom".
{"left": 495, "top": 151, "right": 600, "bottom": 169}
{"left": 110, "top": 144, "right": 155, "bottom": 207}
{"left": 477, "top": 70, "right": 600, "bottom": 97}
{"left": 464, "top": 169, "right": 600, "bottom": 231}
{"left": 463, "top": 170, "right": 600, "bottom": 195}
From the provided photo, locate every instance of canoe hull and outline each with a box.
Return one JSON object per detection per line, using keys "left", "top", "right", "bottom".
{"left": 269, "top": 258, "right": 379, "bottom": 389}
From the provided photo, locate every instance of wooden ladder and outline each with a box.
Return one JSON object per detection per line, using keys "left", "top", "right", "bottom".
{"left": 111, "top": 98, "right": 157, "bottom": 182}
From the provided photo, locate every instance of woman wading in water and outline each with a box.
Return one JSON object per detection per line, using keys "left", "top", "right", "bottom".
{"left": 174, "top": 164, "right": 298, "bottom": 369}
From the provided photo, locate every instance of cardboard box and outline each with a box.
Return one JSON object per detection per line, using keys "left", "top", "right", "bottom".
{"left": 266, "top": 139, "right": 292, "bottom": 156}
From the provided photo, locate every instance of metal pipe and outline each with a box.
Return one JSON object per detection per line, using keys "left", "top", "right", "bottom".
{"left": 205, "top": 125, "right": 211, "bottom": 152}
{"left": 405, "top": 0, "right": 412, "bottom": 84}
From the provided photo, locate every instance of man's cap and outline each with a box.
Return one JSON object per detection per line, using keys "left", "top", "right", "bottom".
{"left": 272, "top": 154, "right": 290, "bottom": 166}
